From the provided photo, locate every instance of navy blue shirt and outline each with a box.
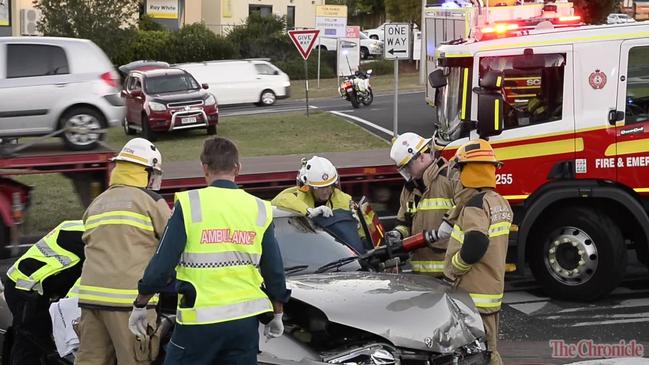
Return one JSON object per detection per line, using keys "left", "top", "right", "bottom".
{"left": 138, "top": 180, "right": 291, "bottom": 303}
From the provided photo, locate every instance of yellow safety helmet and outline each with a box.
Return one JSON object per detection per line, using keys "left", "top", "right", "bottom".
{"left": 453, "top": 139, "right": 501, "bottom": 166}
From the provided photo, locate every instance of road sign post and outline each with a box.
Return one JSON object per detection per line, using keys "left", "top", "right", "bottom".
{"left": 288, "top": 29, "right": 321, "bottom": 117}
{"left": 384, "top": 23, "right": 412, "bottom": 138}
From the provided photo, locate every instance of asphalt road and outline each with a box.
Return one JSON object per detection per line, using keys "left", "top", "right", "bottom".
{"left": 221, "top": 92, "right": 649, "bottom": 364}
{"left": 220, "top": 90, "right": 433, "bottom": 140}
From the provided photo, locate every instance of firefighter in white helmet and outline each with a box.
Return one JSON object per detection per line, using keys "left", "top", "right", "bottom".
{"left": 272, "top": 156, "right": 353, "bottom": 218}
{"left": 386, "top": 132, "right": 457, "bottom": 276}
{"left": 76, "top": 138, "right": 171, "bottom": 365}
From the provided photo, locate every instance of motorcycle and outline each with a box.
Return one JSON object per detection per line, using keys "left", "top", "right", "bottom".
{"left": 339, "top": 69, "right": 374, "bottom": 108}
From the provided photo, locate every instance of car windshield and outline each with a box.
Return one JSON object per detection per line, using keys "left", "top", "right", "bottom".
{"left": 145, "top": 73, "right": 200, "bottom": 94}
{"left": 273, "top": 214, "right": 361, "bottom": 275}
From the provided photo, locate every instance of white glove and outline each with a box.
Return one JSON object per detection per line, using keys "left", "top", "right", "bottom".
{"left": 437, "top": 220, "right": 453, "bottom": 241}
{"left": 128, "top": 306, "right": 148, "bottom": 338}
{"left": 264, "top": 313, "right": 284, "bottom": 339}
{"left": 307, "top": 206, "right": 333, "bottom": 218}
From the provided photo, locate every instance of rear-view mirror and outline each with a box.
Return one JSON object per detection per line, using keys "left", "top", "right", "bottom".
{"left": 428, "top": 69, "right": 447, "bottom": 89}
{"left": 273, "top": 70, "right": 280, "bottom": 75}
{"left": 202, "top": 83, "right": 209, "bottom": 90}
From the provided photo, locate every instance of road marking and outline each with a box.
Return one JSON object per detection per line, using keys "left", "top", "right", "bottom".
{"left": 509, "top": 302, "right": 550, "bottom": 315}
{"left": 543, "top": 312, "right": 649, "bottom": 321}
{"left": 567, "top": 317, "right": 649, "bottom": 327}
{"left": 503, "top": 291, "right": 550, "bottom": 304}
{"left": 329, "top": 111, "right": 393, "bottom": 137}
{"left": 557, "top": 298, "right": 649, "bottom": 313}
{"left": 222, "top": 105, "right": 319, "bottom": 117}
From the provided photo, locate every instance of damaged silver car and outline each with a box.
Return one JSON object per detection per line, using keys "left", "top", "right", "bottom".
{"left": 257, "top": 208, "right": 489, "bottom": 365}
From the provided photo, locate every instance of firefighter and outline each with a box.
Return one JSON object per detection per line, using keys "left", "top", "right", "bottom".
{"left": 272, "top": 156, "right": 354, "bottom": 218}
{"left": 386, "top": 132, "right": 456, "bottom": 276}
{"left": 129, "top": 137, "right": 290, "bottom": 364}
{"left": 76, "top": 138, "right": 171, "bottom": 365}
{"left": 442, "top": 139, "right": 512, "bottom": 365}
{"left": 3, "top": 220, "right": 85, "bottom": 364}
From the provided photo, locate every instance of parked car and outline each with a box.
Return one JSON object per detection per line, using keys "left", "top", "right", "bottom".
{"left": 364, "top": 23, "right": 418, "bottom": 42}
{"left": 0, "top": 37, "right": 124, "bottom": 150}
{"left": 607, "top": 13, "right": 636, "bottom": 24}
{"left": 175, "top": 59, "right": 290, "bottom": 106}
{"left": 0, "top": 208, "right": 488, "bottom": 364}
{"left": 121, "top": 68, "right": 218, "bottom": 140}
{"left": 117, "top": 60, "right": 170, "bottom": 81}
{"left": 317, "top": 34, "right": 384, "bottom": 60}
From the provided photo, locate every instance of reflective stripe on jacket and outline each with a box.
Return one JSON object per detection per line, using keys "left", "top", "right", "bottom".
{"left": 7, "top": 220, "right": 84, "bottom": 295}
{"left": 175, "top": 187, "right": 273, "bottom": 325}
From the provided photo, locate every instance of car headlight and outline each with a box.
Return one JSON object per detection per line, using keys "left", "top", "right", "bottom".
{"left": 149, "top": 101, "right": 166, "bottom": 111}
{"left": 204, "top": 94, "right": 216, "bottom": 106}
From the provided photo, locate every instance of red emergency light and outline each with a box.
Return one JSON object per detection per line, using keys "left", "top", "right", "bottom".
{"left": 481, "top": 23, "right": 519, "bottom": 34}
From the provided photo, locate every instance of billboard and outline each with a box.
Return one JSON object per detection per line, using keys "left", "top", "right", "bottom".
{"left": 146, "top": 0, "right": 179, "bottom": 19}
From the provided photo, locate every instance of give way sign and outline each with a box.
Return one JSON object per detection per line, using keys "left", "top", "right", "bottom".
{"left": 288, "top": 29, "right": 321, "bottom": 60}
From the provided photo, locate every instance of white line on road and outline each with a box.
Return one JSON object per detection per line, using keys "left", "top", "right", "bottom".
{"left": 567, "top": 317, "right": 649, "bottom": 327}
{"left": 557, "top": 298, "right": 649, "bottom": 313}
{"left": 222, "top": 105, "right": 319, "bottom": 117}
{"left": 329, "top": 111, "right": 393, "bottom": 137}
{"left": 544, "top": 312, "right": 649, "bottom": 321}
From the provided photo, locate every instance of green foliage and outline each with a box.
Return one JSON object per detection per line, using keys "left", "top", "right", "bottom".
{"left": 35, "top": 0, "right": 139, "bottom": 61}
{"left": 227, "top": 14, "right": 294, "bottom": 61}
{"left": 139, "top": 14, "right": 165, "bottom": 31}
{"left": 167, "top": 23, "right": 235, "bottom": 63}
{"left": 275, "top": 52, "right": 337, "bottom": 80}
{"left": 385, "top": 0, "right": 422, "bottom": 25}
{"left": 572, "top": 0, "right": 618, "bottom": 24}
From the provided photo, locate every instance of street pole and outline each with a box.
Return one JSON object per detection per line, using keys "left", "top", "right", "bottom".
{"left": 419, "top": 0, "right": 426, "bottom": 85}
{"left": 305, "top": 60, "right": 310, "bottom": 117}
{"left": 317, "top": 37, "right": 321, "bottom": 88}
{"left": 393, "top": 59, "right": 399, "bottom": 138}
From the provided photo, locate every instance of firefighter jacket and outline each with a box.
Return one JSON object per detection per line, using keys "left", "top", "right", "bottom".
{"left": 394, "top": 160, "right": 456, "bottom": 275}
{"left": 444, "top": 188, "right": 512, "bottom": 314}
{"left": 174, "top": 186, "right": 273, "bottom": 325}
{"left": 7, "top": 220, "right": 85, "bottom": 299}
{"left": 79, "top": 185, "right": 171, "bottom": 309}
{"left": 271, "top": 186, "right": 352, "bottom": 215}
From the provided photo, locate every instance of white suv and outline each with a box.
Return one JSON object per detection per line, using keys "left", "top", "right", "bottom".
{"left": 607, "top": 13, "right": 636, "bottom": 24}
{"left": 0, "top": 37, "right": 124, "bottom": 150}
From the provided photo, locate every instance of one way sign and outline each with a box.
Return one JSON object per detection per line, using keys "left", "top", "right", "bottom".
{"left": 384, "top": 23, "right": 411, "bottom": 60}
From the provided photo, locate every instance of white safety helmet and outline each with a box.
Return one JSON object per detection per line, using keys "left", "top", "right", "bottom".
{"left": 113, "top": 138, "right": 163, "bottom": 190}
{"left": 389, "top": 132, "right": 432, "bottom": 181}
{"left": 300, "top": 156, "right": 338, "bottom": 188}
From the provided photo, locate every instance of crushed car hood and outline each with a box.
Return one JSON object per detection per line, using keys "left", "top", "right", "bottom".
{"left": 287, "top": 271, "right": 485, "bottom": 353}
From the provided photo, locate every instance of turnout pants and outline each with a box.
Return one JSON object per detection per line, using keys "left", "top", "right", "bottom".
{"left": 4, "top": 280, "right": 56, "bottom": 365}
{"left": 75, "top": 308, "right": 158, "bottom": 365}
{"left": 481, "top": 312, "right": 503, "bottom": 365}
{"left": 163, "top": 316, "right": 259, "bottom": 365}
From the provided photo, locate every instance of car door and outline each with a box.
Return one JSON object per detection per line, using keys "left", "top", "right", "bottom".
{"left": 0, "top": 43, "right": 71, "bottom": 135}
{"left": 614, "top": 39, "right": 649, "bottom": 191}
{"left": 129, "top": 76, "right": 144, "bottom": 126}
{"left": 253, "top": 63, "right": 280, "bottom": 96}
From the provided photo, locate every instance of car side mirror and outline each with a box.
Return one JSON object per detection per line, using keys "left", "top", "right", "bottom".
{"left": 273, "top": 70, "right": 280, "bottom": 75}
{"left": 202, "top": 83, "right": 209, "bottom": 90}
{"left": 428, "top": 69, "right": 447, "bottom": 89}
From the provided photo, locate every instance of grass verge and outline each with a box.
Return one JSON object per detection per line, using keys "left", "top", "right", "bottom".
{"left": 289, "top": 73, "right": 424, "bottom": 100}
{"left": 16, "top": 110, "right": 388, "bottom": 234}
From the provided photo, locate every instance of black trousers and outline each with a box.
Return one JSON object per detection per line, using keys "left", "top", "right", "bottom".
{"left": 4, "top": 280, "right": 56, "bottom": 365}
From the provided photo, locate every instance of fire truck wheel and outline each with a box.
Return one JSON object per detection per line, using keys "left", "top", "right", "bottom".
{"left": 529, "top": 206, "right": 626, "bottom": 301}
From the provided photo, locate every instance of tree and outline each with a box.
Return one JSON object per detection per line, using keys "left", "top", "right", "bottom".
{"left": 572, "top": 0, "right": 618, "bottom": 24}
{"left": 35, "top": 0, "right": 139, "bottom": 60}
{"left": 385, "top": 0, "right": 422, "bottom": 25}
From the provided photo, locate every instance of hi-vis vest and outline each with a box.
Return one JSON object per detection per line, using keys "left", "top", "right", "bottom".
{"left": 175, "top": 187, "right": 273, "bottom": 325}
{"left": 7, "top": 221, "right": 84, "bottom": 295}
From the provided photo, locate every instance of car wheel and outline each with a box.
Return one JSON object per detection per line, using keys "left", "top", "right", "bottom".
{"left": 207, "top": 124, "right": 217, "bottom": 135}
{"left": 123, "top": 117, "right": 136, "bottom": 136}
{"left": 316, "top": 45, "right": 327, "bottom": 52}
{"left": 360, "top": 47, "right": 370, "bottom": 60}
{"left": 259, "top": 90, "right": 277, "bottom": 106}
{"left": 60, "top": 107, "right": 105, "bottom": 151}
{"left": 141, "top": 115, "right": 158, "bottom": 142}
{"left": 370, "top": 35, "right": 379, "bottom": 40}
{"left": 528, "top": 206, "right": 626, "bottom": 301}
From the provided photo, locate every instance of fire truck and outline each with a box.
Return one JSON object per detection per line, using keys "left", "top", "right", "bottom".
{"left": 426, "top": 13, "right": 649, "bottom": 301}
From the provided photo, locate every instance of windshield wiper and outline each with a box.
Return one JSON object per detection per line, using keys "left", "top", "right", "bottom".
{"left": 284, "top": 265, "right": 309, "bottom": 275}
{"left": 314, "top": 256, "right": 359, "bottom": 274}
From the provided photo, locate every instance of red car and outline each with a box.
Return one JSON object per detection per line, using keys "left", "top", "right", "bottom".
{"left": 121, "top": 68, "right": 218, "bottom": 140}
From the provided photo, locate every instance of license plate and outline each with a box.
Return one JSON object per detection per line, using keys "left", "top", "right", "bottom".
{"left": 181, "top": 117, "right": 197, "bottom": 124}
{"left": 346, "top": 88, "right": 353, "bottom": 92}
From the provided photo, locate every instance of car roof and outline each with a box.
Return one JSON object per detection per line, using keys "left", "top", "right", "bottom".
{"left": 0, "top": 36, "right": 94, "bottom": 45}
{"left": 133, "top": 68, "right": 187, "bottom": 77}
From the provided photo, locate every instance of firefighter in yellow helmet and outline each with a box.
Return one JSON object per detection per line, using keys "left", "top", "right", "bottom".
{"left": 386, "top": 132, "right": 457, "bottom": 276}
{"left": 76, "top": 138, "right": 171, "bottom": 364}
{"left": 3, "top": 220, "right": 85, "bottom": 364}
{"left": 272, "top": 156, "right": 354, "bottom": 218}
{"left": 443, "top": 139, "right": 512, "bottom": 365}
